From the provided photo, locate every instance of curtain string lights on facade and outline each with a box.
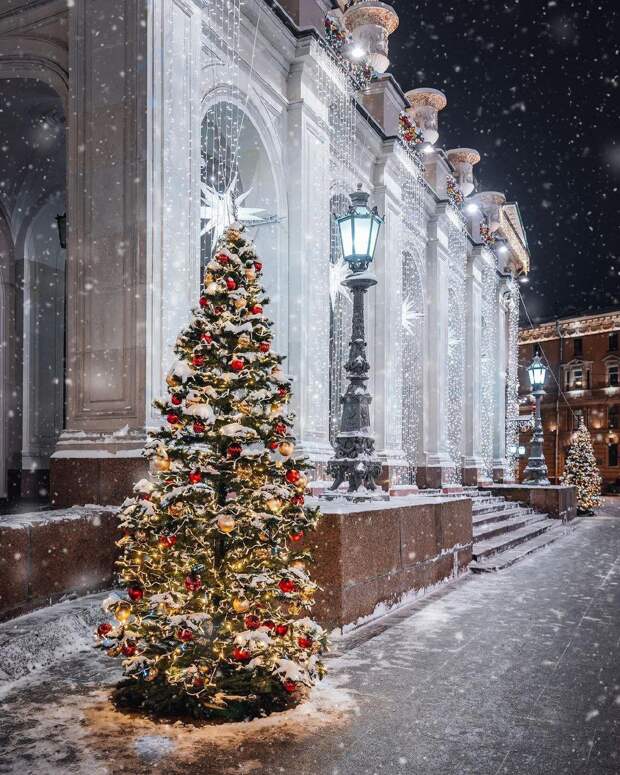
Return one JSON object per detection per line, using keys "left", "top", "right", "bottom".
{"left": 479, "top": 249, "right": 499, "bottom": 479}
{"left": 505, "top": 277, "right": 521, "bottom": 478}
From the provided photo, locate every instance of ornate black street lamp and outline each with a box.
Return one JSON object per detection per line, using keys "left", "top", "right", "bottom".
{"left": 522, "top": 354, "right": 550, "bottom": 485}
{"left": 324, "top": 185, "right": 386, "bottom": 499}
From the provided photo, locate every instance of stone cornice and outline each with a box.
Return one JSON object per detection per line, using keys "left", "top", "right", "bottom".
{"left": 519, "top": 311, "right": 620, "bottom": 343}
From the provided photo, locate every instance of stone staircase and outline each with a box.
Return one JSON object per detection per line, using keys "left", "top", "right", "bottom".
{"left": 421, "top": 487, "right": 573, "bottom": 573}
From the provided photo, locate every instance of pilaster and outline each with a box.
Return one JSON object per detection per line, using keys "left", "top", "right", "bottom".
{"left": 463, "top": 246, "right": 484, "bottom": 485}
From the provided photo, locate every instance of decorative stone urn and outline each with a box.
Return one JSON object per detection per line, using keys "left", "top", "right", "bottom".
{"left": 469, "top": 191, "right": 506, "bottom": 232}
{"left": 404, "top": 87, "right": 447, "bottom": 145}
{"left": 343, "top": 0, "right": 399, "bottom": 74}
{"left": 446, "top": 148, "right": 480, "bottom": 198}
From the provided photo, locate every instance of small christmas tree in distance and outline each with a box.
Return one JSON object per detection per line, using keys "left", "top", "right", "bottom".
{"left": 561, "top": 419, "right": 602, "bottom": 514}
{"left": 97, "top": 225, "right": 327, "bottom": 720}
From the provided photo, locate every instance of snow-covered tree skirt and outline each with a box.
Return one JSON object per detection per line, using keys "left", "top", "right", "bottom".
{"left": 96, "top": 226, "right": 327, "bottom": 720}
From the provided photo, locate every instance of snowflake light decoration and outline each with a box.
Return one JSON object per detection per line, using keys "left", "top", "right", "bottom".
{"left": 329, "top": 257, "right": 352, "bottom": 308}
{"left": 402, "top": 294, "right": 424, "bottom": 336}
{"left": 201, "top": 175, "right": 265, "bottom": 245}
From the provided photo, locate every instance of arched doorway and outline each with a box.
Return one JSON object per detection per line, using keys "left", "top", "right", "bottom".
{"left": 0, "top": 77, "right": 66, "bottom": 503}
{"left": 200, "top": 98, "right": 285, "bottom": 342}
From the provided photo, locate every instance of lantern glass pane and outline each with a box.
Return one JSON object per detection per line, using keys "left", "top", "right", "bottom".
{"left": 368, "top": 217, "right": 380, "bottom": 259}
{"left": 528, "top": 362, "right": 546, "bottom": 387}
{"left": 338, "top": 216, "right": 354, "bottom": 259}
{"left": 353, "top": 215, "right": 371, "bottom": 257}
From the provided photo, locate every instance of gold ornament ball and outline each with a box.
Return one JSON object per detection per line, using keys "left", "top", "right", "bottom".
{"left": 238, "top": 333, "right": 251, "bottom": 348}
{"left": 152, "top": 456, "right": 171, "bottom": 473}
{"left": 301, "top": 588, "right": 315, "bottom": 601}
{"left": 288, "top": 604, "right": 301, "bottom": 616}
{"left": 115, "top": 601, "right": 132, "bottom": 623}
{"left": 254, "top": 548, "right": 270, "bottom": 560}
{"left": 206, "top": 281, "right": 218, "bottom": 294}
{"left": 258, "top": 531, "right": 269, "bottom": 542}
{"left": 232, "top": 597, "right": 250, "bottom": 613}
{"left": 279, "top": 441, "right": 294, "bottom": 457}
{"left": 291, "top": 559, "right": 306, "bottom": 571}
{"left": 168, "top": 502, "right": 184, "bottom": 518}
{"left": 166, "top": 374, "right": 179, "bottom": 387}
{"left": 217, "top": 514, "right": 236, "bottom": 533}
{"left": 234, "top": 298, "right": 247, "bottom": 309}
{"left": 245, "top": 268, "right": 256, "bottom": 281}
{"left": 296, "top": 475, "right": 308, "bottom": 490}
{"left": 266, "top": 497, "right": 282, "bottom": 514}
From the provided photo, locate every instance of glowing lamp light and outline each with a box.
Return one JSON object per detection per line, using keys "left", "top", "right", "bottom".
{"left": 498, "top": 244, "right": 508, "bottom": 255}
{"left": 465, "top": 202, "right": 479, "bottom": 215}
{"left": 527, "top": 354, "right": 547, "bottom": 390}
{"left": 337, "top": 185, "right": 384, "bottom": 273}
{"left": 350, "top": 44, "right": 365, "bottom": 60}
{"left": 519, "top": 275, "right": 529, "bottom": 284}
{"left": 422, "top": 144, "right": 434, "bottom": 155}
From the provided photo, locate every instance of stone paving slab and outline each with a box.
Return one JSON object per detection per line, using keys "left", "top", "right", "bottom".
{"left": 0, "top": 504, "right": 618, "bottom": 775}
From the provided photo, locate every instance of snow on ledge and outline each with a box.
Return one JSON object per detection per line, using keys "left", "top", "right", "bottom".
{"left": 307, "top": 493, "right": 467, "bottom": 513}
{"left": 0, "top": 504, "right": 117, "bottom": 529}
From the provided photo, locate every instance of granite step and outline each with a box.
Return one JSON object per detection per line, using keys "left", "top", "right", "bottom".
{"left": 472, "top": 500, "right": 516, "bottom": 516}
{"left": 471, "top": 516, "right": 554, "bottom": 561}
{"left": 470, "top": 523, "right": 572, "bottom": 572}
{"left": 472, "top": 506, "right": 533, "bottom": 527}
{"left": 473, "top": 512, "right": 548, "bottom": 542}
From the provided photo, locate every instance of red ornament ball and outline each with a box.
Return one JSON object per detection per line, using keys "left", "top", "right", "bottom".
{"left": 268, "top": 440, "right": 279, "bottom": 450}
{"left": 127, "top": 586, "right": 144, "bottom": 601}
{"left": 193, "top": 421, "right": 205, "bottom": 434}
{"left": 226, "top": 277, "right": 236, "bottom": 290}
{"left": 298, "top": 636, "right": 313, "bottom": 649}
{"left": 166, "top": 412, "right": 179, "bottom": 425}
{"left": 290, "top": 531, "right": 304, "bottom": 543}
{"left": 275, "top": 623, "right": 288, "bottom": 636}
{"left": 258, "top": 341, "right": 270, "bottom": 353}
{"left": 199, "top": 296, "right": 208, "bottom": 307}
{"left": 189, "top": 470, "right": 202, "bottom": 484}
{"left": 283, "top": 680, "right": 297, "bottom": 694}
{"left": 278, "top": 578, "right": 296, "bottom": 594}
{"left": 275, "top": 422, "right": 287, "bottom": 435}
{"left": 184, "top": 575, "right": 202, "bottom": 592}
{"left": 97, "top": 622, "right": 113, "bottom": 637}
{"left": 262, "top": 619, "right": 275, "bottom": 631}
{"left": 171, "top": 394, "right": 182, "bottom": 406}
{"left": 278, "top": 386, "right": 288, "bottom": 397}
{"left": 227, "top": 443, "right": 242, "bottom": 459}
{"left": 217, "top": 252, "right": 230, "bottom": 264}
{"left": 201, "top": 333, "right": 212, "bottom": 344}
{"left": 250, "top": 304, "right": 263, "bottom": 314}
{"left": 178, "top": 628, "right": 193, "bottom": 642}
{"left": 244, "top": 614, "right": 261, "bottom": 630}
{"left": 232, "top": 646, "right": 251, "bottom": 662}
{"left": 192, "top": 355, "right": 204, "bottom": 367}
{"left": 230, "top": 357, "right": 244, "bottom": 372}
{"left": 121, "top": 641, "right": 136, "bottom": 657}
{"left": 285, "top": 469, "right": 300, "bottom": 484}
{"left": 254, "top": 261, "right": 262, "bottom": 271}
{"left": 291, "top": 494, "right": 305, "bottom": 506}
{"left": 159, "top": 534, "right": 177, "bottom": 548}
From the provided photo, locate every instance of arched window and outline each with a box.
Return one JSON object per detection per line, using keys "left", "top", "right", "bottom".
{"left": 609, "top": 405, "right": 619, "bottom": 430}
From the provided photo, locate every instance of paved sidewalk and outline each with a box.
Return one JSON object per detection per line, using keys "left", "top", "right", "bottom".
{"left": 0, "top": 506, "right": 618, "bottom": 775}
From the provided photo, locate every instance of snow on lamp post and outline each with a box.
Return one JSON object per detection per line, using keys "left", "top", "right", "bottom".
{"left": 325, "top": 184, "right": 386, "bottom": 500}
{"left": 523, "top": 354, "right": 551, "bottom": 485}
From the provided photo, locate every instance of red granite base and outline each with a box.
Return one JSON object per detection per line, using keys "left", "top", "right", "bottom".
{"left": 480, "top": 484, "right": 577, "bottom": 520}
{"left": 50, "top": 457, "right": 148, "bottom": 506}
{"left": 0, "top": 507, "right": 119, "bottom": 621}
{"left": 0, "top": 498, "right": 473, "bottom": 630}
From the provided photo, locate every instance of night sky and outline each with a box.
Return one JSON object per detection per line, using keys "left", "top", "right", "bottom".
{"left": 388, "top": 0, "right": 620, "bottom": 324}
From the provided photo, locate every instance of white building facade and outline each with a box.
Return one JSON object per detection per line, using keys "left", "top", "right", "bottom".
{"left": 0, "top": 0, "right": 529, "bottom": 504}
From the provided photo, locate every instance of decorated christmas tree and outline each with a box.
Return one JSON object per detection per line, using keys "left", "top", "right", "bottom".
{"left": 561, "top": 419, "right": 602, "bottom": 514}
{"left": 97, "top": 225, "right": 327, "bottom": 720}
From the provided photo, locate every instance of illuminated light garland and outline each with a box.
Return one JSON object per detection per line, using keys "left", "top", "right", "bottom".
{"left": 479, "top": 250, "right": 499, "bottom": 479}
{"left": 446, "top": 205, "right": 467, "bottom": 485}
{"left": 505, "top": 278, "right": 521, "bottom": 478}
{"left": 313, "top": 42, "right": 358, "bottom": 450}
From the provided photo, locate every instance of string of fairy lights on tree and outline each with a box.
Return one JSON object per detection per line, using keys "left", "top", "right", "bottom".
{"left": 479, "top": 250, "right": 499, "bottom": 479}
{"left": 446, "top": 207, "right": 468, "bottom": 485}
{"left": 505, "top": 278, "right": 521, "bottom": 477}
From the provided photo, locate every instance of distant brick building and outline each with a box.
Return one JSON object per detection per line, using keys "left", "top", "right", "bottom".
{"left": 518, "top": 310, "right": 620, "bottom": 492}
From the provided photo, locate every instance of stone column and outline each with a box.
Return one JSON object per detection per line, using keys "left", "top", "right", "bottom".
{"left": 373, "top": 147, "right": 408, "bottom": 485}
{"left": 50, "top": 0, "right": 202, "bottom": 506}
{"left": 462, "top": 247, "right": 484, "bottom": 485}
{"left": 493, "top": 278, "right": 510, "bottom": 482}
{"left": 285, "top": 43, "right": 333, "bottom": 467}
{"left": 417, "top": 205, "right": 454, "bottom": 488}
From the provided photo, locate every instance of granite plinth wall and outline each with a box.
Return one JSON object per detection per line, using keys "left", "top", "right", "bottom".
{"left": 0, "top": 508, "right": 118, "bottom": 621}
{"left": 480, "top": 484, "right": 577, "bottom": 521}
{"left": 0, "top": 498, "right": 473, "bottom": 631}
{"left": 307, "top": 497, "right": 473, "bottom": 631}
{"left": 50, "top": 458, "right": 148, "bottom": 507}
